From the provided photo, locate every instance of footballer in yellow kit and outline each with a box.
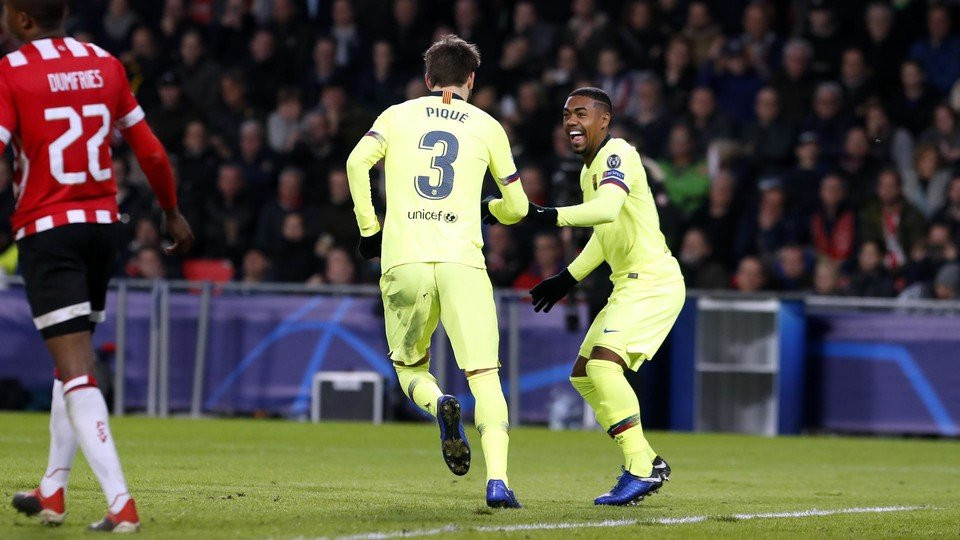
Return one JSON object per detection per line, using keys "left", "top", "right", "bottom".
{"left": 346, "top": 36, "right": 526, "bottom": 508}
{"left": 505, "top": 87, "right": 684, "bottom": 506}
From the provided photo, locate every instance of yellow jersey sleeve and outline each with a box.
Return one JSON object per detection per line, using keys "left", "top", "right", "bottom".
{"left": 485, "top": 119, "right": 528, "bottom": 224}
{"left": 568, "top": 233, "right": 604, "bottom": 281}
{"left": 556, "top": 184, "right": 628, "bottom": 226}
{"left": 346, "top": 107, "right": 393, "bottom": 236}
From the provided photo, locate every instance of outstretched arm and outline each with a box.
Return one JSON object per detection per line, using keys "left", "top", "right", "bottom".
{"left": 487, "top": 173, "right": 529, "bottom": 225}
{"left": 567, "top": 233, "right": 604, "bottom": 280}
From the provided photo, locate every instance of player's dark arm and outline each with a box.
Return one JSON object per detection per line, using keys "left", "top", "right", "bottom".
{"left": 121, "top": 121, "right": 194, "bottom": 255}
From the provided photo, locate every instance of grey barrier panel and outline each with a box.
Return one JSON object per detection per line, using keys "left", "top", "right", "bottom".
{"left": 507, "top": 298, "right": 521, "bottom": 427}
{"left": 146, "top": 281, "right": 160, "bottom": 417}
{"left": 158, "top": 281, "right": 171, "bottom": 418}
{"left": 191, "top": 282, "right": 212, "bottom": 418}
{"left": 114, "top": 281, "right": 127, "bottom": 416}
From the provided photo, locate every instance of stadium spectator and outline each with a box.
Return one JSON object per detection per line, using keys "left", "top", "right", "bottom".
{"left": 176, "top": 29, "right": 221, "bottom": 114}
{"left": 698, "top": 39, "right": 763, "bottom": 127}
{"left": 677, "top": 228, "right": 728, "bottom": 289}
{"left": 681, "top": 1, "right": 722, "bottom": 66}
{"left": 256, "top": 167, "right": 319, "bottom": 256}
{"left": 737, "top": 2, "right": 779, "bottom": 76}
{"left": 810, "top": 174, "right": 856, "bottom": 263}
{"left": 204, "top": 164, "right": 258, "bottom": 267}
{"left": 658, "top": 123, "right": 710, "bottom": 217}
{"left": 241, "top": 248, "right": 272, "bottom": 283}
{"left": 838, "top": 47, "right": 876, "bottom": 113}
{"left": 902, "top": 145, "right": 952, "bottom": 219}
{"left": 733, "top": 256, "right": 768, "bottom": 292}
{"left": 148, "top": 71, "right": 200, "bottom": 155}
{"left": 933, "top": 176, "right": 960, "bottom": 240}
{"left": 485, "top": 224, "right": 523, "bottom": 288}
{"left": 837, "top": 126, "right": 881, "bottom": 204}
{"left": 318, "top": 246, "right": 358, "bottom": 285}
{"left": 903, "top": 223, "right": 958, "bottom": 290}
{"left": 683, "top": 86, "right": 734, "bottom": 153}
{"left": 801, "top": 0, "right": 842, "bottom": 79}
{"left": 267, "top": 88, "right": 304, "bottom": 154}
{"left": 812, "top": 259, "right": 843, "bottom": 296}
{"left": 863, "top": 99, "right": 913, "bottom": 172}
{"left": 617, "top": 0, "right": 665, "bottom": 71}
{"left": 782, "top": 132, "right": 828, "bottom": 214}
{"left": 908, "top": 4, "right": 960, "bottom": 96}
{"left": 734, "top": 180, "right": 804, "bottom": 260}
{"left": 933, "top": 263, "right": 960, "bottom": 300}
{"left": 273, "top": 212, "right": 317, "bottom": 283}
{"left": 513, "top": 232, "right": 564, "bottom": 290}
{"left": 773, "top": 244, "right": 812, "bottom": 292}
{"left": 512, "top": 1, "right": 555, "bottom": 63}
{"left": 662, "top": 35, "right": 696, "bottom": 114}
{"left": 847, "top": 240, "right": 896, "bottom": 297}
{"left": 688, "top": 170, "right": 739, "bottom": 268}
{"left": 770, "top": 38, "right": 816, "bottom": 123}
{"left": 800, "top": 82, "right": 851, "bottom": 161}
{"left": 860, "top": 2, "right": 905, "bottom": 91}
{"left": 890, "top": 60, "right": 939, "bottom": 136}
{"left": 356, "top": 41, "right": 405, "bottom": 112}
{"left": 859, "top": 168, "right": 926, "bottom": 274}
{"left": 742, "top": 87, "right": 794, "bottom": 172}
{"left": 316, "top": 169, "right": 360, "bottom": 250}
{"left": 919, "top": 105, "right": 960, "bottom": 166}
{"left": 130, "top": 247, "right": 166, "bottom": 280}
{"left": 625, "top": 72, "right": 671, "bottom": 159}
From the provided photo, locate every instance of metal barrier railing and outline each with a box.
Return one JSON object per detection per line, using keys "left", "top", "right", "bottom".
{"left": 7, "top": 273, "right": 960, "bottom": 420}
{"left": 2, "top": 275, "right": 530, "bottom": 420}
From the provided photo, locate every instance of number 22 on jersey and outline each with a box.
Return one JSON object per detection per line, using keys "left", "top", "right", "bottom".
{"left": 415, "top": 130, "right": 458, "bottom": 200}
{"left": 44, "top": 104, "right": 111, "bottom": 185}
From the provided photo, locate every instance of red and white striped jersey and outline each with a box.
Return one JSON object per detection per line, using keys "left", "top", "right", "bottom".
{"left": 0, "top": 37, "right": 145, "bottom": 240}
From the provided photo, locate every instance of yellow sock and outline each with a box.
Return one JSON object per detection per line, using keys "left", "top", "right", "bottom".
{"left": 395, "top": 363, "right": 443, "bottom": 417}
{"left": 585, "top": 359, "right": 657, "bottom": 476}
{"left": 570, "top": 376, "right": 613, "bottom": 429}
{"left": 467, "top": 369, "right": 509, "bottom": 485}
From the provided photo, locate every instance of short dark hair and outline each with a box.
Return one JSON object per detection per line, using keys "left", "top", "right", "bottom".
{"left": 8, "top": 0, "right": 67, "bottom": 31}
{"left": 568, "top": 87, "right": 612, "bottom": 115}
{"left": 423, "top": 35, "right": 481, "bottom": 87}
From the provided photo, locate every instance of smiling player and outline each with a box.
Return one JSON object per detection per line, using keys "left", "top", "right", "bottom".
{"left": 523, "top": 87, "right": 684, "bottom": 505}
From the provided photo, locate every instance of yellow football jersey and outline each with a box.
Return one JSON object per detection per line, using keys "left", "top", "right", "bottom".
{"left": 561, "top": 137, "right": 682, "bottom": 285}
{"left": 347, "top": 91, "right": 527, "bottom": 272}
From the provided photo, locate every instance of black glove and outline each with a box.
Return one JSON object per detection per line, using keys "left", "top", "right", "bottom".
{"left": 527, "top": 202, "right": 559, "bottom": 226}
{"left": 358, "top": 231, "right": 382, "bottom": 259}
{"left": 481, "top": 195, "right": 498, "bottom": 225}
{"left": 529, "top": 268, "right": 577, "bottom": 313}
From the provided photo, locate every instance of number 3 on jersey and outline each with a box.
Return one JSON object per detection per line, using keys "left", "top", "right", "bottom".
{"left": 415, "top": 130, "right": 458, "bottom": 200}
{"left": 45, "top": 104, "right": 112, "bottom": 185}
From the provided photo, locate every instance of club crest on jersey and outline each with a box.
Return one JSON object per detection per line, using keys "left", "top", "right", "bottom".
{"left": 607, "top": 154, "right": 621, "bottom": 168}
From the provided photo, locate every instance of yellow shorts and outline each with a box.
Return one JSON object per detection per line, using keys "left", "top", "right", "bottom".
{"left": 578, "top": 277, "right": 686, "bottom": 371}
{"left": 380, "top": 262, "right": 499, "bottom": 372}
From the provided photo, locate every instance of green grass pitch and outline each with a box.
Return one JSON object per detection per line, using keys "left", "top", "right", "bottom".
{"left": 1, "top": 412, "right": 958, "bottom": 538}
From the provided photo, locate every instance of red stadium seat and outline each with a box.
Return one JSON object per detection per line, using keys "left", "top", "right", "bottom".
{"left": 182, "top": 258, "right": 235, "bottom": 283}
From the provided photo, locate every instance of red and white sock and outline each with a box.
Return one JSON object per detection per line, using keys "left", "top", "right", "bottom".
{"left": 62, "top": 375, "right": 132, "bottom": 513}
{"left": 39, "top": 378, "right": 78, "bottom": 498}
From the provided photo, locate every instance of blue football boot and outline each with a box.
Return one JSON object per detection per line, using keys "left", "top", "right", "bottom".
{"left": 436, "top": 395, "right": 470, "bottom": 476}
{"left": 486, "top": 480, "right": 522, "bottom": 509}
{"left": 594, "top": 467, "right": 663, "bottom": 506}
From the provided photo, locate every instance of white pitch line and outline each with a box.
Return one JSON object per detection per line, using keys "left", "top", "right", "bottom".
{"left": 325, "top": 505, "right": 928, "bottom": 540}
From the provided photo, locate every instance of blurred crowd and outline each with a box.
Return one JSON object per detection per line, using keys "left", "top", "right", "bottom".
{"left": 3, "top": 0, "right": 960, "bottom": 302}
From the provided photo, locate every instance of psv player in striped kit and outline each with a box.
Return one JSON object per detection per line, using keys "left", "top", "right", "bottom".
{"left": 3, "top": 0, "right": 194, "bottom": 532}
